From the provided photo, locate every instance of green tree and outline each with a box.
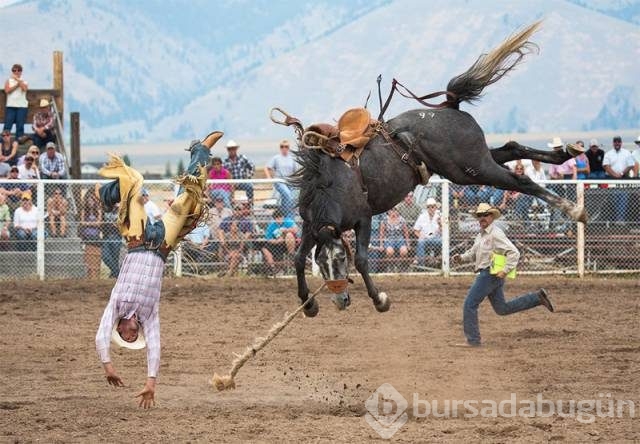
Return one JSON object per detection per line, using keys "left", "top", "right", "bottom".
{"left": 165, "top": 161, "right": 173, "bottom": 178}
{"left": 176, "top": 159, "right": 185, "bottom": 176}
{"left": 122, "top": 154, "right": 132, "bottom": 166}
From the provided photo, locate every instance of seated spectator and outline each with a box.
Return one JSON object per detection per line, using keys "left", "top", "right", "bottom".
{"left": 368, "top": 213, "right": 385, "bottom": 273}
{"left": 0, "top": 193, "right": 11, "bottom": 242}
{"left": 13, "top": 191, "right": 38, "bottom": 250}
{"left": 217, "top": 201, "right": 255, "bottom": 277}
{"left": 525, "top": 159, "right": 548, "bottom": 210}
{"left": 31, "top": 99, "right": 56, "bottom": 150}
{"left": 39, "top": 142, "right": 66, "bottom": 179}
{"left": 183, "top": 223, "right": 216, "bottom": 267}
{"left": 17, "top": 152, "right": 40, "bottom": 179}
{"left": 79, "top": 190, "right": 102, "bottom": 279}
{"left": 208, "top": 156, "right": 233, "bottom": 208}
{"left": 379, "top": 207, "right": 410, "bottom": 269}
{"left": 1, "top": 129, "right": 18, "bottom": 166}
{"left": 499, "top": 163, "right": 533, "bottom": 220}
{"left": 260, "top": 208, "right": 299, "bottom": 276}
{"left": 207, "top": 196, "right": 232, "bottom": 259}
{"left": 0, "top": 165, "right": 30, "bottom": 210}
{"left": 141, "top": 188, "right": 162, "bottom": 224}
{"left": 46, "top": 187, "right": 68, "bottom": 237}
{"left": 586, "top": 139, "right": 606, "bottom": 179}
{"left": 413, "top": 197, "right": 442, "bottom": 266}
{"left": 395, "top": 192, "right": 422, "bottom": 225}
{"left": 17, "top": 145, "right": 40, "bottom": 167}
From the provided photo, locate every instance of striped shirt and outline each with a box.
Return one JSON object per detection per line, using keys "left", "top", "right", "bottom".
{"left": 95, "top": 251, "right": 165, "bottom": 378}
{"left": 459, "top": 223, "right": 519, "bottom": 274}
{"left": 223, "top": 154, "right": 255, "bottom": 180}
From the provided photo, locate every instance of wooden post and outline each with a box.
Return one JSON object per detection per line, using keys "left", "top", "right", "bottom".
{"left": 70, "top": 112, "right": 81, "bottom": 179}
{"left": 53, "top": 51, "right": 64, "bottom": 128}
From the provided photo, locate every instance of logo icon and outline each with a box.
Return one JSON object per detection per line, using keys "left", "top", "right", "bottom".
{"left": 364, "top": 383, "right": 408, "bottom": 439}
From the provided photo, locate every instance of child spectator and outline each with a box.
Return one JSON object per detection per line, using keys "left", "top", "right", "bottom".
{"left": 46, "top": 187, "right": 68, "bottom": 237}
{"left": 208, "top": 156, "right": 233, "bottom": 208}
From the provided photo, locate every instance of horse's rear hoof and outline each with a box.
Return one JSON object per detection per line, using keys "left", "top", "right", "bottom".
{"left": 374, "top": 292, "right": 391, "bottom": 313}
{"left": 303, "top": 297, "right": 319, "bottom": 317}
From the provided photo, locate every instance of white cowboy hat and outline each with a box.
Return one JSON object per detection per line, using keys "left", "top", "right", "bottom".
{"left": 39, "top": 98, "right": 51, "bottom": 107}
{"left": 111, "top": 319, "right": 146, "bottom": 350}
{"left": 589, "top": 138, "right": 599, "bottom": 147}
{"left": 226, "top": 139, "right": 239, "bottom": 149}
{"left": 471, "top": 202, "right": 501, "bottom": 219}
{"left": 425, "top": 197, "right": 439, "bottom": 207}
{"left": 547, "top": 137, "right": 563, "bottom": 149}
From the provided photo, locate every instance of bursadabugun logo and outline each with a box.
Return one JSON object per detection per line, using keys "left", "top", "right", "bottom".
{"left": 364, "top": 383, "right": 408, "bottom": 439}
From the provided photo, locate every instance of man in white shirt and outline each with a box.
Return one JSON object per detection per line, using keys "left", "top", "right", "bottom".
{"left": 264, "top": 139, "right": 298, "bottom": 217}
{"left": 412, "top": 197, "right": 442, "bottom": 266}
{"left": 603, "top": 136, "right": 635, "bottom": 221}
{"left": 141, "top": 188, "right": 162, "bottom": 224}
{"left": 17, "top": 154, "right": 39, "bottom": 179}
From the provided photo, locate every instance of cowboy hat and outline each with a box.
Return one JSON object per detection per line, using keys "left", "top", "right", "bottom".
{"left": 226, "top": 139, "right": 239, "bottom": 149}
{"left": 472, "top": 202, "right": 501, "bottom": 219}
{"left": 634, "top": 135, "right": 640, "bottom": 144}
{"left": 39, "top": 98, "right": 51, "bottom": 107}
{"left": 547, "top": 137, "right": 564, "bottom": 149}
{"left": 425, "top": 197, "right": 439, "bottom": 207}
{"left": 111, "top": 319, "right": 146, "bottom": 350}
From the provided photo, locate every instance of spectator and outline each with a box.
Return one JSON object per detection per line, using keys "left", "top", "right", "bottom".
{"left": 0, "top": 165, "right": 29, "bottom": 210}
{"left": 79, "top": 190, "right": 103, "bottom": 279}
{"left": 13, "top": 191, "right": 37, "bottom": 250}
{"left": 413, "top": 197, "right": 442, "bottom": 267}
{"left": 260, "top": 208, "right": 299, "bottom": 276}
{"left": 207, "top": 196, "right": 232, "bottom": 261}
{"left": 603, "top": 136, "right": 635, "bottom": 222}
{"left": 499, "top": 163, "right": 533, "bottom": 220}
{"left": 3, "top": 64, "right": 28, "bottom": 139}
{"left": 223, "top": 140, "right": 255, "bottom": 205}
{"left": 101, "top": 203, "right": 122, "bottom": 278}
{"left": 46, "top": 187, "right": 68, "bottom": 237}
{"left": 379, "top": 207, "right": 410, "bottom": 269}
{"left": 633, "top": 135, "right": 640, "bottom": 177}
{"left": 208, "top": 156, "right": 233, "bottom": 208}
{"left": 17, "top": 153, "right": 40, "bottom": 180}
{"left": 217, "top": 201, "right": 255, "bottom": 277}
{"left": 183, "top": 223, "right": 215, "bottom": 266}
{"left": 0, "top": 193, "right": 11, "bottom": 242}
{"left": 368, "top": 213, "right": 385, "bottom": 273}
{"left": 39, "top": 142, "right": 66, "bottom": 179}
{"left": 31, "top": 98, "right": 56, "bottom": 150}
{"left": 264, "top": 139, "right": 297, "bottom": 218}
{"left": 141, "top": 188, "right": 162, "bottom": 224}
{"left": 395, "top": 192, "right": 422, "bottom": 225}
{"left": 586, "top": 139, "right": 606, "bottom": 179}
{"left": 573, "top": 140, "right": 590, "bottom": 179}
{"left": 17, "top": 145, "right": 40, "bottom": 167}
{"left": 1, "top": 129, "right": 18, "bottom": 166}
{"left": 547, "top": 137, "right": 575, "bottom": 230}
{"left": 525, "top": 160, "right": 548, "bottom": 210}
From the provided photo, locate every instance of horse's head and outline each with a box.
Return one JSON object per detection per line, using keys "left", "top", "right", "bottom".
{"left": 315, "top": 226, "right": 351, "bottom": 296}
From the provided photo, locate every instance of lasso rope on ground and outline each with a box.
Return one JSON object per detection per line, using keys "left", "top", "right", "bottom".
{"left": 211, "top": 283, "right": 326, "bottom": 391}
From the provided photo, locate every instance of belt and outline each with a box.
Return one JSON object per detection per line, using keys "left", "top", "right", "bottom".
{"left": 126, "top": 237, "right": 172, "bottom": 262}
{"left": 126, "top": 237, "right": 144, "bottom": 249}
{"left": 475, "top": 266, "right": 490, "bottom": 273}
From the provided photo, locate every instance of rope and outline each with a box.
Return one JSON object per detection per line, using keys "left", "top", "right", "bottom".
{"left": 211, "top": 283, "right": 327, "bottom": 391}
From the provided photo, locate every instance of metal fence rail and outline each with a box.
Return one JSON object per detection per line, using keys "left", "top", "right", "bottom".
{"left": 0, "top": 178, "right": 638, "bottom": 280}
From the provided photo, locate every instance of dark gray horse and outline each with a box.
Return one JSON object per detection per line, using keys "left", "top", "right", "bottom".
{"left": 280, "top": 21, "right": 585, "bottom": 317}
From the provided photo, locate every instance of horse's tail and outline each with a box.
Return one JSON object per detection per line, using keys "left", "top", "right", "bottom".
{"left": 446, "top": 20, "right": 541, "bottom": 106}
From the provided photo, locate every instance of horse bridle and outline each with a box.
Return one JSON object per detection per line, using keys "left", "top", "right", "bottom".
{"left": 319, "top": 225, "right": 354, "bottom": 294}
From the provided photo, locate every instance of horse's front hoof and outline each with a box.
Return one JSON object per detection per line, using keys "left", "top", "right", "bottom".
{"left": 303, "top": 297, "right": 319, "bottom": 318}
{"left": 331, "top": 292, "right": 351, "bottom": 310}
{"left": 374, "top": 292, "right": 391, "bottom": 313}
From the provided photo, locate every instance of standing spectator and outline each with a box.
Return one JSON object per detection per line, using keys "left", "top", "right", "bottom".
{"left": 573, "top": 141, "right": 590, "bottom": 179}
{"left": 413, "top": 197, "right": 442, "bottom": 266}
{"left": 46, "top": 187, "right": 68, "bottom": 237}
{"left": 79, "top": 190, "right": 103, "bottom": 279}
{"left": 39, "top": 142, "right": 67, "bottom": 179}
{"left": 17, "top": 153, "right": 40, "bottom": 180}
{"left": 13, "top": 191, "right": 38, "bottom": 250}
{"left": 451, "top": 203, "right": 554, "bottom": 347}
{"left": 3, "top": 64, "right": 28, "bottom": 139}
{"left": 500, "top": 163, "right": 534, "bottom": 220}
{"left": 379, "top": 207, "right": 410, "bottom": 269}
{"left": 223, "top": 140, "right": 255, "bottom": 205}
{"left": 525, "top": 159, "right": 548, "bottom": 210}
{"left": 395, "top": 192, "right": 422, "bottom": 226}
{"left": 141, "top": 188, "right": 162, "bottom": 224}
{"left": 0, "top": 193, "right": 11, "bottom": 242}
{"left": 603, "top": 136, "right": 635, "bottom": 222}
{"left": 31, "top": 98, "right": 56, "bottom": 150}
{"left": 260, "top": 208, "right": 299, "bottom": 276}
{"left": 633, "top": 135, "right": 640, "bottom": 177}
{"left": 101, "top": 203, "right": 122, "bottom": 278}
{"left": 586, "top": 139, "right": 606, "bottom": 179}
{"left": 1, "top": 129, "right": 18, "bottom": 166}
{"left": 547, "top": 137, "right": 575, "bottom": 230}
{"left": 264, "top": 139, "right": 297, "bottom": 217}
{"left": 207, "top": 156, "right": 232, "bottom": 208}
{"left": 217, "top": 201, "right": 255, "bottom": 277}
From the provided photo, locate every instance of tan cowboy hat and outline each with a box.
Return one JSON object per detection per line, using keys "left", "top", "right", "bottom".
{"left": 111, "top": 319, "right": 146, "bottom": 350}
{"left": 547, "top": 137, "right": 563, "bottom": 149}
{"left": 472, "top": 202, "right": 501, "bottom": 219}
{"left": 39, "top": 98, "right": 51, "bottom": 107}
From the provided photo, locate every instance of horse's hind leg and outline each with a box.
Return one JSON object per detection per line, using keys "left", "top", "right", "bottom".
{"left": 354, "top": 219, "right": 390, "bottom": 312}
{"left": 490, "top": 141, "right": 584, "bottom": 165}
{"left": 295, "top": 223, "right": 319, "bottom": 317}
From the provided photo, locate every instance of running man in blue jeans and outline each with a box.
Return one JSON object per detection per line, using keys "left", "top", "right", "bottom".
{"left": 452, "top": 203, "right": 554, "bottom": 347}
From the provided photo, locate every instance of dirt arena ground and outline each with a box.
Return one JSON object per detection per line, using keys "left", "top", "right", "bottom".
{"left": 0, "top": 275, "right": 637, "bottom": 443}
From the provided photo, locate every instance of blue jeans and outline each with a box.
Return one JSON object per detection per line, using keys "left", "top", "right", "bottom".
{"left": 274, "top": 181, "right": 295, "bottom": 218}
{"left": 415, "top": 236, "right": 442, "bottom": 264}
{"left": 463, "top": 269, "right": 541, "bottom": 345}
{"left": 101, "top": 238, "right": 122, "bottom": 277}
{"left": 15, "top": 228, "right": 37, "bottom": 250}
{"left": 611, "top": 189, "right": 629, "bottom": 221}
{"left": 3, "top": 107, "right": 28, "bottom": 139}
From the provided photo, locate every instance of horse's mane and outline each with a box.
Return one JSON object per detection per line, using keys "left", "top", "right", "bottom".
{"left": 289, "top": 148, "right": 341, "bottom": 232}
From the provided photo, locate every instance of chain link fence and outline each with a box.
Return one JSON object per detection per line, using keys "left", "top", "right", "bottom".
{"left": 1, "top": 178, "right": 639, "bottom": 280}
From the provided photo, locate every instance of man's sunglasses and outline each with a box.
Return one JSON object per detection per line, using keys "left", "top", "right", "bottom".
{"left": 476, "top": 212, "right": 492, "bottom": 217}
